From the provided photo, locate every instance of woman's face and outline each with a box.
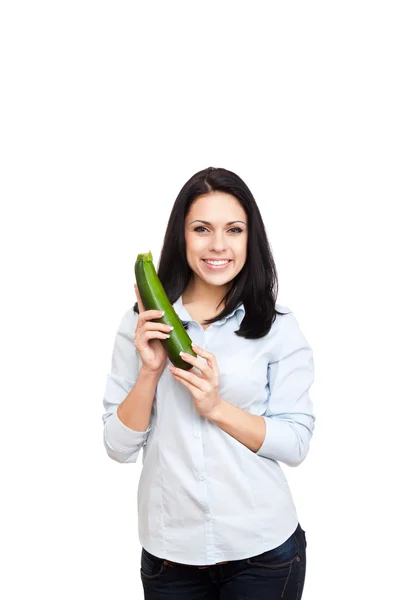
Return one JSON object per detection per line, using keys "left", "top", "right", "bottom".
{"left": 184, "top": 192, "right": 248, "bottom": 291}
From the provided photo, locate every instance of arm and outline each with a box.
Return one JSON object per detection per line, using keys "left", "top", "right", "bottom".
{"left": 102, "top": 309, "right": 161, "bottom": 463}
{"left": 207, "top": 400, "right": 266, "bottom": 453}
{"left": 208, "top": 311, "right": 315, "bottom": 467}
{"left": 116, "top": 367, "right": 160, "bottom": 432}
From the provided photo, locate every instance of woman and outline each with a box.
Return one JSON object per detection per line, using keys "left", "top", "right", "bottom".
{"left": 102, "top": 166, "right": 315, "bottom": 599}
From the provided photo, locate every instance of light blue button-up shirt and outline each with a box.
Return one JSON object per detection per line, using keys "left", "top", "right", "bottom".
{"left": 102, "top": 295, "right": 315, "bottom": 565}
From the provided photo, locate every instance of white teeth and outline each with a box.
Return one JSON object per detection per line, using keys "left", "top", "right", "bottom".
{"left": 204, "top": 260, "right": 230, "bottom": 265}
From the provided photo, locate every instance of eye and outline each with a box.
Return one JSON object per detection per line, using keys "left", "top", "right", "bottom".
{"left": 193, "top": 226, "right": 243, "bottom": 234}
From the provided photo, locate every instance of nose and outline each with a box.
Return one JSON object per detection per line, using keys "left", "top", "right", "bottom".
{"left": 209, "top": 231, "right": 227, "bottom": 254}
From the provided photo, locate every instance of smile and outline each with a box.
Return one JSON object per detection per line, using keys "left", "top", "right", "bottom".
{"left": 202, "top": 259, "right": 232, "bottom": 270}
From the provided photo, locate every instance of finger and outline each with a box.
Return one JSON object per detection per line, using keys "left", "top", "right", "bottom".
{"left": 143, "top": 330, "right": 171, "bottom": 342}
{"left": 137, "top": 312, "right": 165, "bottom": 332}
{"left": 135, "top": 330, "right": 170, "bottom": 347}
{"left": 191, "top": 344, "right": 217, "bottom": 368}
{"left": 169, "top": 366, "right": 207, "bottom": 390}
{"left": 179, "top": 351, "right": 211, "bottom": 375}
{"left": 143, "top": 322, "right": 173, "bottom": 333}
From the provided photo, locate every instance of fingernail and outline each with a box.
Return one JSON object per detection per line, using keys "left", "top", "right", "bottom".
{"left": 159, "top": 311, "right": 165, "bottom": 316}
{"left": 191, "top": 343, "right": 197, "bottom": 347}
{"left": 179, "top": 351, "right": 187, "bottom": 357}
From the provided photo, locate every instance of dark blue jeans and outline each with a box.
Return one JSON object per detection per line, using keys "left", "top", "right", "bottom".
{"left": 140, "top": 523, "right": 307, "bottom": 599}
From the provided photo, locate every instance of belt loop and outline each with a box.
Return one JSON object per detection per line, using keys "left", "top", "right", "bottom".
{"left": 163, "top": 559, "right": 174, "bottom": 567}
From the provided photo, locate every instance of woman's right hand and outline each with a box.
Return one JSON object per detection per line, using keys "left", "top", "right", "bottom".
{"left": 133, "top": 283, "right": 171, "bottom": 374}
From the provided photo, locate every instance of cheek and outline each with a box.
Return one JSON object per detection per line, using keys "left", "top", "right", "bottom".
{"left": 233, "top": 238, "right": 247, "bottom": 261}
{"left": 186, "top": 236, "right": 207, "bottom": 257}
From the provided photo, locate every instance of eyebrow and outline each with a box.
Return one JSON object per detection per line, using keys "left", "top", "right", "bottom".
{"left": 189, "top": 220, "right": 247, "bottom": 226}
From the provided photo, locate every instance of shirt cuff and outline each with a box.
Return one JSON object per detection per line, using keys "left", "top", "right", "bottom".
{"left": 105, "top": 411, "right": 151, "bottom": 451}
{"left": 256, "top": 416, "right": 300, "bottom": 465}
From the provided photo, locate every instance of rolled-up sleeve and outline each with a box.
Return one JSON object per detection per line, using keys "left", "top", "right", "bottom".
{"left": 256, "top": 312, "right": 315, "bottom": 467}
{"left": 102, "top": 308, "right": 152, "bottom": 463}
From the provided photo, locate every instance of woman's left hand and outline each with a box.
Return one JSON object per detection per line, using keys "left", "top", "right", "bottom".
{"left": 168, "top": 343, "right": 221, "bottom": 419}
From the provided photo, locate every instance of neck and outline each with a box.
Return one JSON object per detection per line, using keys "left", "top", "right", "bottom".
{"left": 182, "top": 279, "right": 230, "bottom": 307}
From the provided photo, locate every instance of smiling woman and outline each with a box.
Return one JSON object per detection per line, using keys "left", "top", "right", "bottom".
{"left": 102, "top": 166, "right": 315, "bottom": 600}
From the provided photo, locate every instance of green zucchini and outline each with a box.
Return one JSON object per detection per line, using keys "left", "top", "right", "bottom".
{"left": 134, "top": 251, "right": 197, "bottom": 370}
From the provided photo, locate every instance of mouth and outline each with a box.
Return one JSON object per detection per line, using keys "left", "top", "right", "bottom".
{"left": 201, "top": 259, "right": 232, "bottom": 271}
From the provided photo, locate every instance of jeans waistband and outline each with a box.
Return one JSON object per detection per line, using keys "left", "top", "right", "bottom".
{"left": 163, "top": 559, "right": 228, "bottom": 569}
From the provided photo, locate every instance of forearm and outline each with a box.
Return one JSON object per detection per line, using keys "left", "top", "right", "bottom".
{"left": 117, "top": 367, "right": 161, "bottom": 431}
{"left": 206, "top": 398, "right": 266, "bottom": 453}
{"left": 103, "top": 367, "right": 162, "bottom": 463}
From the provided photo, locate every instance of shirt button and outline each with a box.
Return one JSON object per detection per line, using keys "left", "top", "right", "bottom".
{"left": 199, "top": 474, "right": 205, "bottom": 481}
{"left": 205, "top": 513, "right": 212, "bottom": 521}
{"left": 194, "top": 432, "right": 200, "bottom": 438}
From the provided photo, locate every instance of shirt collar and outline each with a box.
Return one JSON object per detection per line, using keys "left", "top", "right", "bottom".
{"left": 173, "top": 294, "right": 245, "bottom": 327}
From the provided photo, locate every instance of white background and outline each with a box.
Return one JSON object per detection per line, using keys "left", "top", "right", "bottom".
{"left": 1, "top": 1, "right": 399, "bottom": 598}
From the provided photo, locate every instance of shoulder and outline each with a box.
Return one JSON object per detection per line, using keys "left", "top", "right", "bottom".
{"left": 116, "top": 306, "right": 139, "bottom": 339}
{"left": 271, "top": 304, "right": 312, "bottom": 360}
{"left": 273, "top": 303, "right": 292, "bottom": 332}
{"left": 110, "top": 307, "right": 141, "bottom": 378}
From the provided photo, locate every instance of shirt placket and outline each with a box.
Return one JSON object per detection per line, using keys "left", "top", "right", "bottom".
{"left": 188, "top": 321, "right": 220, "bottom": 563}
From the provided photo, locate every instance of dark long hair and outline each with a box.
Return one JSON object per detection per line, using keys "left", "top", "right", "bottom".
{"left": 133, "top": 166, "right": 287, "bottom": 339}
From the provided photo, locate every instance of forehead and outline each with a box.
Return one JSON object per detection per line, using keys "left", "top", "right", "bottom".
{"left": 186, "top": 192, "right": 247, "bottom": 222}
